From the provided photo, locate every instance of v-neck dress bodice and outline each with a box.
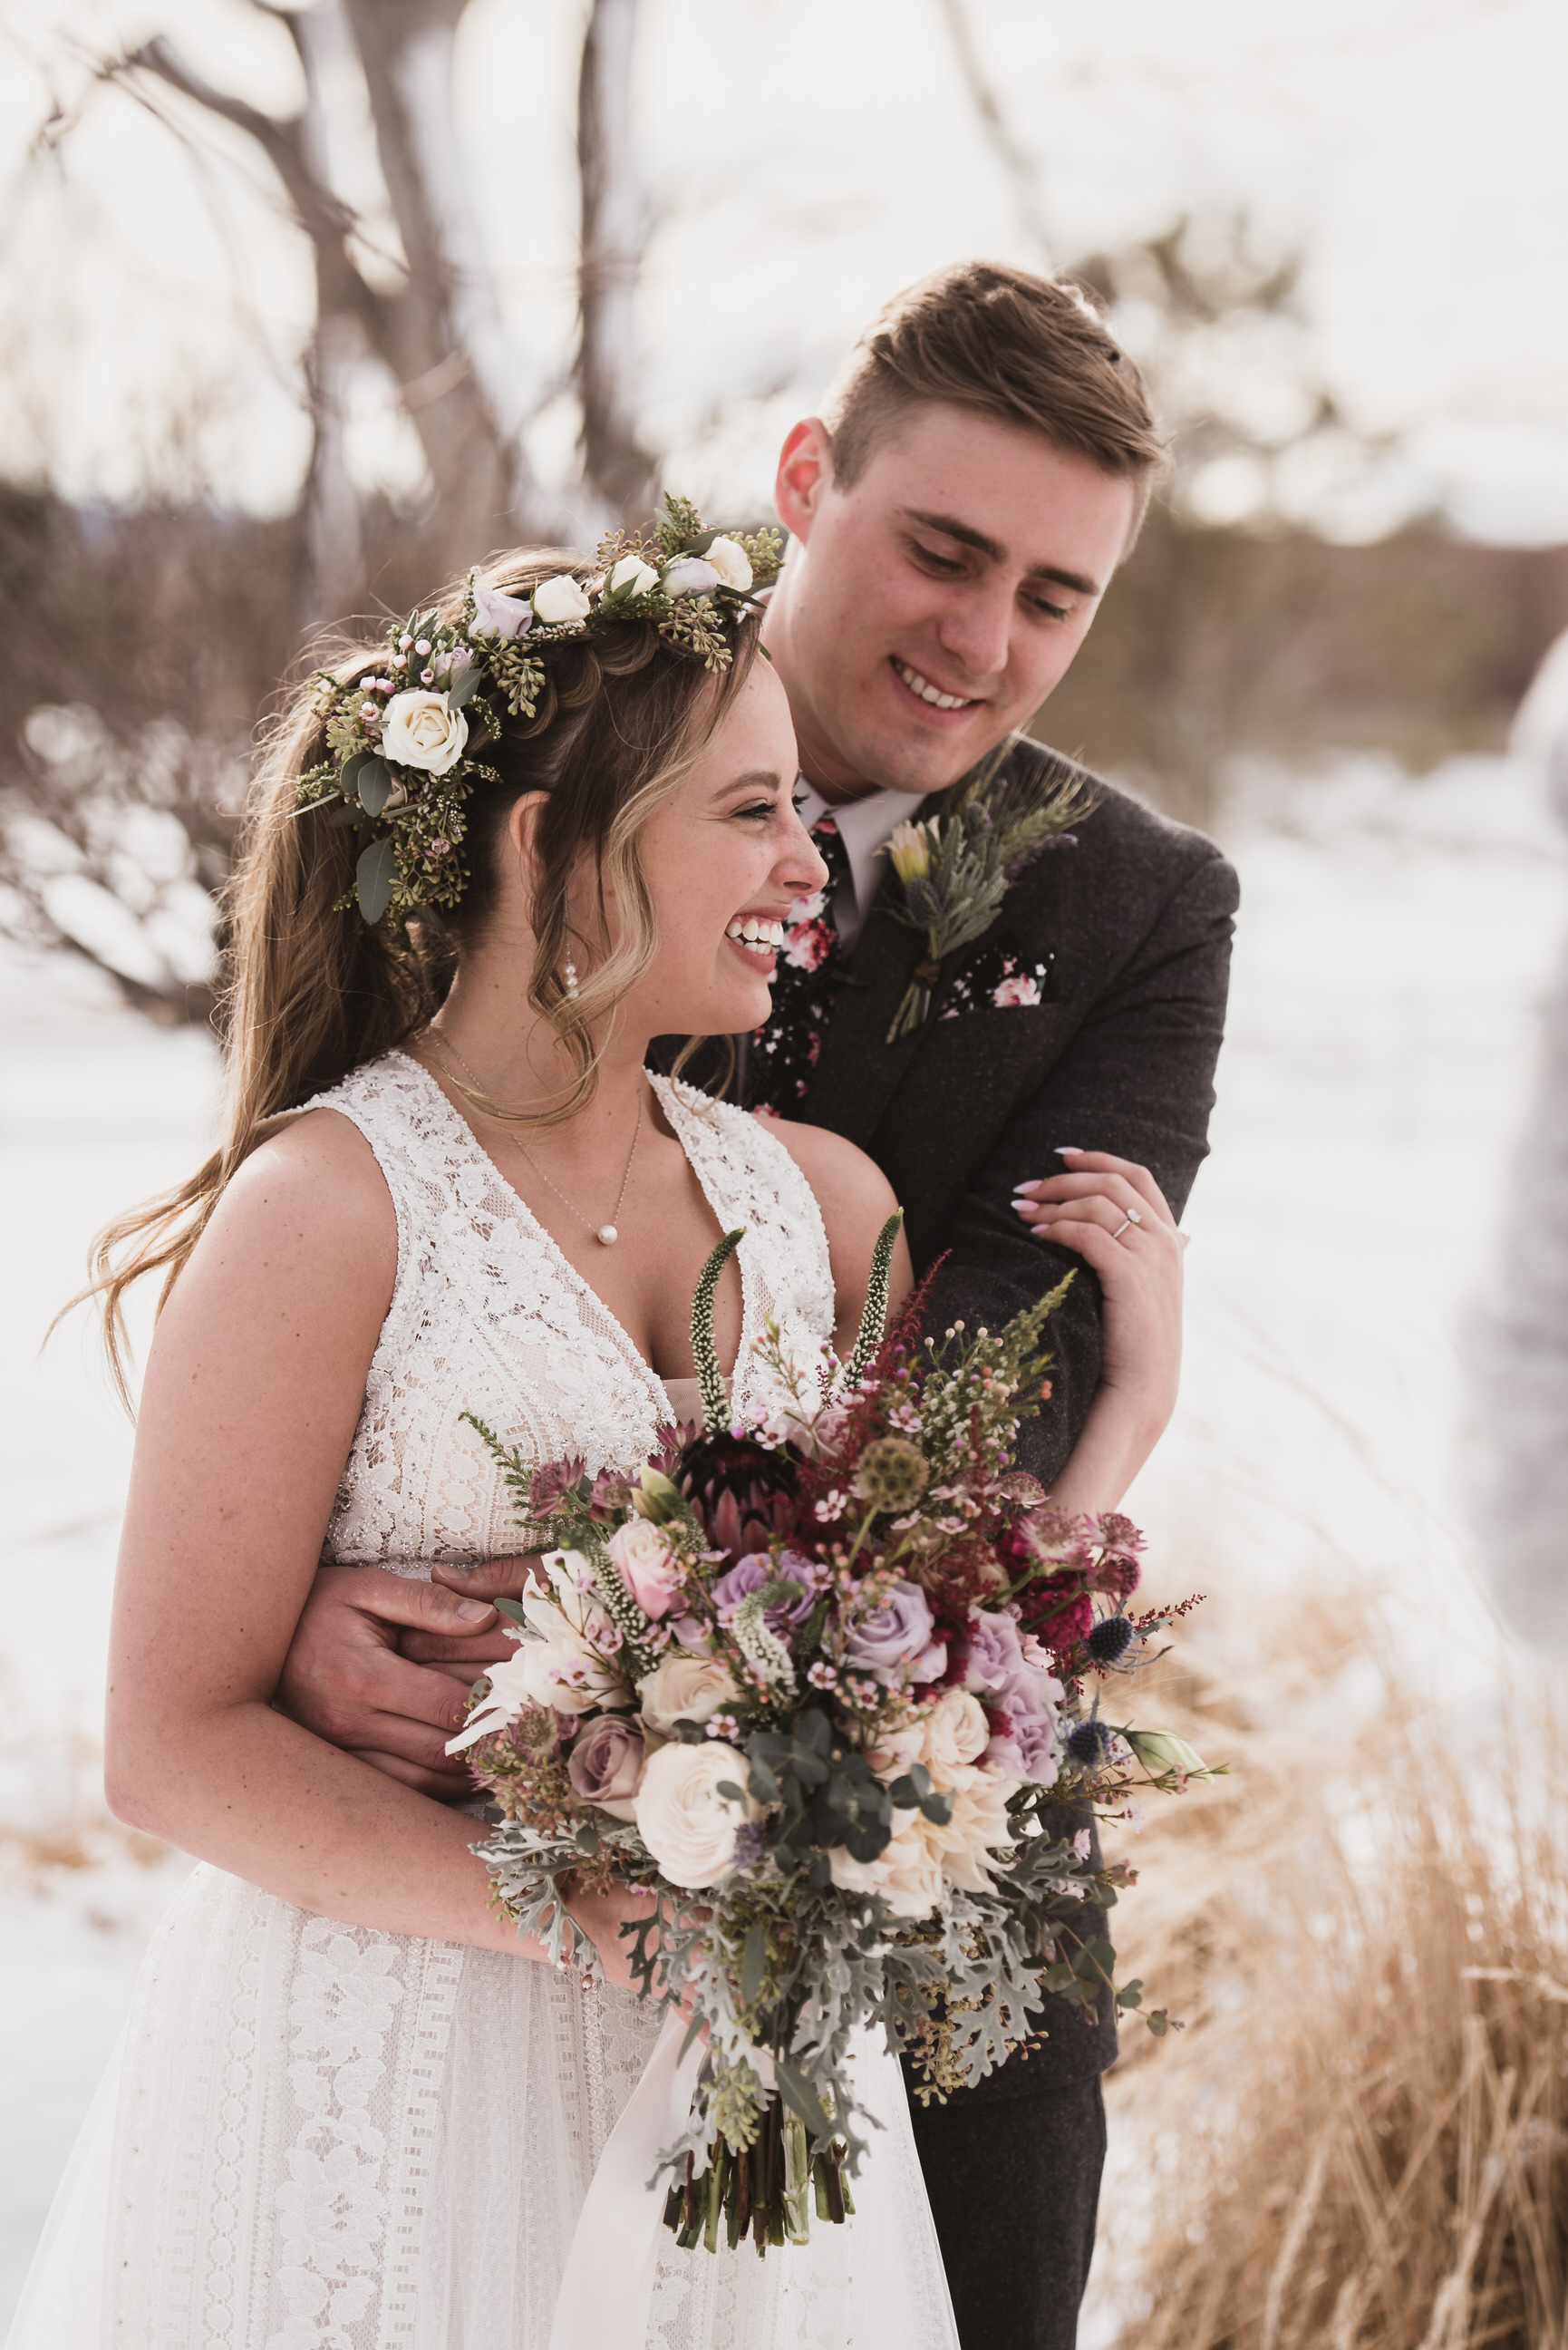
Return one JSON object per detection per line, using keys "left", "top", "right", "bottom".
{"left": 316, "top": 1052, "right": 835, "bottom": 1572}
{"left": 5, "top": 1047, "right": 959, "bottom": 2350}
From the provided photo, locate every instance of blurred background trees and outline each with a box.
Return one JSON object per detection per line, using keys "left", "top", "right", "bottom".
{"left": 2, "top": 0, "right": 1564, "bottom": 1020}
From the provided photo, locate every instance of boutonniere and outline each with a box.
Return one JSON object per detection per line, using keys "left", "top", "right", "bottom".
{"left": 881, "top": 752, "right": 1087, "bottom": 1042}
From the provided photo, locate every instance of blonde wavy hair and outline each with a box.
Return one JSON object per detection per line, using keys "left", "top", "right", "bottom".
{"left": 85, "top": 546, "right": 764, "bottom": 1402}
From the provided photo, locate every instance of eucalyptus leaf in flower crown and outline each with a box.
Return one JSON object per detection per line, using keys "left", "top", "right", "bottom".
{"left": 294, "top": 494, "right": 784, "bottom": 937}
{"left": 881, "top": 746, "right": 1092, "bottom": 1042}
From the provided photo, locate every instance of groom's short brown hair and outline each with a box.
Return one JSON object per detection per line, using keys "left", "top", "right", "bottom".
{"left": 823, "top": 260, "right": 1165, "bottom": 519}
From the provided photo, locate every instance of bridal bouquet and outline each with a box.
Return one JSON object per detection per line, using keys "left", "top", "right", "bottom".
{"left": 451, "top": 1219, "right": 1214, "bottom": 2256}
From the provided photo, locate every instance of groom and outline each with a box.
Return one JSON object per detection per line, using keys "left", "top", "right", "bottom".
{"left": 277, "top": 261, "right": 1237, "bottom": 2348}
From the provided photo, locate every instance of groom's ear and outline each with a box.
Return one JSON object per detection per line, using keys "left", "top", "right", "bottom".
{"left": 774, "top": 417, "right": 834, "bottom": 541}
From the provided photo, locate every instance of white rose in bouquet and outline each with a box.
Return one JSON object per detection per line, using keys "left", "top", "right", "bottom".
{"left": 532, "top": 573, "right": 593, "bottom": 626}
{"left": 637, "top": 1653, "right": 740, "bottom": 1735}
{"left": 702, "top": 536, "right": 753, "bottom": 592}
{"left": 634, "top": 1740, "right": 756, "bottom": 1888}
{"left": 921, "top": 1764, "right": 1021, "bottom": 1894}
{"left": 828, "top": 1807, "right": 944, "bottom": 1918}
{"left": 879, "top": 1811, "right": 947, "bottom": 1918}
{"left": 918, "top": 1687, "right": 990, "bottom": 1778}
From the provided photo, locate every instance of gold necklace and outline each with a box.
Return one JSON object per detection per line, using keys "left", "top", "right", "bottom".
{"left": 428, "top": 1032, "right": 643, "bottom": 1248}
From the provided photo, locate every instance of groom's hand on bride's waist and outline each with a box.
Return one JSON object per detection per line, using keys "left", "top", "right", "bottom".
{"left": 276, "top": 1561, "right": 528, "bottom": 1801}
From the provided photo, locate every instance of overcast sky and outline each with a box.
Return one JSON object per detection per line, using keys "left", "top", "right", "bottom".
{"left": 1, "top": 0, "right": 1564, "bottom": 542}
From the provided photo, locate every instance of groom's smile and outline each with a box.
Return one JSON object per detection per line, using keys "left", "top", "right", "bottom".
{"left": 765, "top": 401, "right": 1137, "bottom": 804}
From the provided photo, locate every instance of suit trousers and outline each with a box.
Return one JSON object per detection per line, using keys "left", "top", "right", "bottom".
{"left": 907, "top": 2073, "right": 1108, "bottom": 2350}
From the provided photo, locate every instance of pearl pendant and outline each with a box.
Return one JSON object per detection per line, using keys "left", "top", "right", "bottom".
{"left": 595, "top": 1224, "right": 618, "bottom": 1247}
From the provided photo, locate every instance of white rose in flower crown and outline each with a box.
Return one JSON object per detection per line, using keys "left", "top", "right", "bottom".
{"left": 532, "top": 573, "right": 593, "bottom": 626}
{"left": 660, "top": 555, "right": 721, "bottom": 598}
{"left": 636, "top": 1652, "right": 740, "bottom": 1735}
{"left": 382, "top": 690, "right": 469, "bottom": 775}
{"left": 634, "top": 1739, "right": 756, "bottom": 1889}
{"left": 919, "top": 1687, "right": 991, "bottom": 1778}
{"left": 702, "top": 535, "right": 753, "bottom": 592}
{"left": 605, "top": 553, "right": 661, "bottom": 598}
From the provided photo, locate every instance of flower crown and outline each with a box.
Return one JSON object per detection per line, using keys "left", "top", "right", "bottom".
{"left": 296, "top": 495, "right": 784, "bottom": 933}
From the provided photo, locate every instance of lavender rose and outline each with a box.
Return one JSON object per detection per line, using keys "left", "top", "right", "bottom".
{"left": 712, "top": 1550, "right": 815, "bottom": 1629}
{"left": 984, "top": 1696, "right": 1060, "bottom": 1786}
{"left": 844, "top": 1581, "right": 939, "bottom": 1677}
{"left": 567, "top": 1714, "right": 647, "bottom": 1821}
{"left": 469, "top": 580, "right": 533, "bottom": 641}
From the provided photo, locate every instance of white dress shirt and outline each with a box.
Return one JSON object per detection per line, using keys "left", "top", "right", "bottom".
{"left": 792, "top": 779, "right": 924, "bottom": 952}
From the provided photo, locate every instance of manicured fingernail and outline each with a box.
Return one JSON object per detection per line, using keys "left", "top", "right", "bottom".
{"left": 455, "top": 1598, "right": 493, "bottom": 1622}
{"left": 1056, "top": 1145, "right": 1084, "bottom": 1156}
{"left": 1011, "top": 1184, "right": 1038, "bottom": 1199}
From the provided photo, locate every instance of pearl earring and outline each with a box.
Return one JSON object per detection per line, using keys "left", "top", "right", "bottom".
{"left": 562, "top": 957, "right": 579, "bottom": 1003}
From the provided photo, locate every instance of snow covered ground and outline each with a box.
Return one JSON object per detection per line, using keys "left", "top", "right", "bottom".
{"left": 1, "top": 751, "right": 1564, "bottom": 2331}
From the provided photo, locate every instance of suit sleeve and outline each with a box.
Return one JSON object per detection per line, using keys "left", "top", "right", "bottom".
{"left": 919, "top": 842, "right": 1239, "bottom": 1484}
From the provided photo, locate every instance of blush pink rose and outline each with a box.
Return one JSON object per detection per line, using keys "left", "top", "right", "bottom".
{"left": 606, "top": 1519, "right": 683, "bottom": 1618}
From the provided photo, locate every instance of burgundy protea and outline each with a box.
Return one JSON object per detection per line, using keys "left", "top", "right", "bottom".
{"left": 673, "top": 1429, "right": 799, "bottom": 1561}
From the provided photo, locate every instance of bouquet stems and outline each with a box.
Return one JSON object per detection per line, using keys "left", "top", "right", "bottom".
{"left": 661, "top": 2096, "right": 855, "bottom": 2256}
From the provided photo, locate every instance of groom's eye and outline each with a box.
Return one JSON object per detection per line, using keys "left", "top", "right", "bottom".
{"left": 909, "top": 539, "right": 966, "bottom": 578}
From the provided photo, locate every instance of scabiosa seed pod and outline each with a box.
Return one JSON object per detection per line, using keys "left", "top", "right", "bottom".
{"left": 1086, "top": 1616, "right": 1136, "bottom": 1665}
{"left": 853, "top": 1434, "right": 929, "bottom": 1513}
{"left": 1066, "top": 1719, "right": 1115, "bottom": 1766}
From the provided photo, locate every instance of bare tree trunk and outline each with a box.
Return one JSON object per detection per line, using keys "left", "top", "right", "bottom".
{"left": 338, "top": 0, "right": 555, "bottom": 568}
{"left": 576, "top": 0, "right": 655, "bottom": 528}
{"left": 1472, "top": 639, "right": 1568, "bottom": 1648}
{"left": 293, "top": 1, "right": 365, "bottom": 630}
{"left": 936, "top": 0, "right": 1053, "bottom": 262}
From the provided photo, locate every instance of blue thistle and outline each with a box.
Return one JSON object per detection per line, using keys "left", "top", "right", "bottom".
{"left": 1066, "top": 1720, "right": 1114, "bottom": 1766}
{"left": 1087, "top": 1617, "right": 1135, "bottom": 1666}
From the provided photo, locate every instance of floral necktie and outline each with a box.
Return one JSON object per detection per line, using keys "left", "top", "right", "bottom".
{"left": 749, "top": 816, "right": 850, "bottom": 1112}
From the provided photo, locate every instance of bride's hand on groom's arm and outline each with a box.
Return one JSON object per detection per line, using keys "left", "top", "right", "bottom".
{"left": 275, "top": 1562, "right": 530, "bottom": 1801}
{"left": 1011, "top": 1149, "right": 1186, "bottom": 1510}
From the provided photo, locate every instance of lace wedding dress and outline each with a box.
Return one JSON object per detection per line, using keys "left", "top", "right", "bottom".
{"left": 8, "top": 1053, "right": 959, "bottom": 2350}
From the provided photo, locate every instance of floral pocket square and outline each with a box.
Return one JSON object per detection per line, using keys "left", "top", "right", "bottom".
{"left": 937, "top": 937, "right": 1057, "bottom": 1021}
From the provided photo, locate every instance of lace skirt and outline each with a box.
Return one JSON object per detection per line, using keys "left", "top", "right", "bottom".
{"left": 6, "top": 1862, "right": 959, "bottom": 2349}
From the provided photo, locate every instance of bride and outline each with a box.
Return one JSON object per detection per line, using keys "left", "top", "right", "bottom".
{"left": 9, "top": 529, "right": 1182, "bottom": 2349}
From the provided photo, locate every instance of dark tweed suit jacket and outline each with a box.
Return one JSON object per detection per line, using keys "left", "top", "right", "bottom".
{"left": 756, "top": 735, "right": 1240, "bottom": 2092}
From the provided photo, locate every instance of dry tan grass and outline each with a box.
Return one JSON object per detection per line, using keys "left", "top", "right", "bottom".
{"left": 1093, "top": 1602, "right": 1568, "bottom": 2350}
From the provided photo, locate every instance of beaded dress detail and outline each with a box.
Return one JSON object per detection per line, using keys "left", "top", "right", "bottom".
{"left": 6, "top": 1051, "right": 958, "bottom": 2350}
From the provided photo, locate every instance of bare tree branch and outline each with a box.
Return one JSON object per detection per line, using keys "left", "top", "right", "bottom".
{"left": 576, "top": 0, "right": 656, "bottom": 524}
{"left": 935, "top": 0, "right": 1052, "bottom": 262}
